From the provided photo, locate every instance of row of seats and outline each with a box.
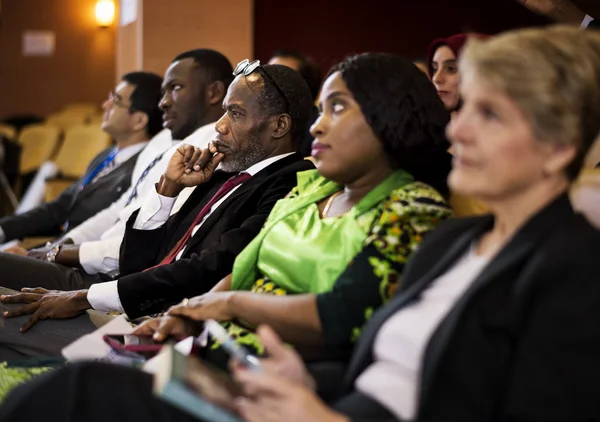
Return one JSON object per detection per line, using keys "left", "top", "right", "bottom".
{"left": 0, "top": 102, "right": 104, "bottom": 143}
{"left": 18, "top": 124, "right": 111, "bottom": 177}
{"left": 47, "top": 102, "right": 104, "bottom": 130}
{"left": 0, "top": 102, "right": 110, "bottom": 204}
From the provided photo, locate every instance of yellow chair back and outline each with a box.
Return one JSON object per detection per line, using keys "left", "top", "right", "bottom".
{"left": 571, "top": 167, "right": 600, "bottom": 230}
{"left": 54, "top": 125, "right": 112, "bottom": 179}
{"left": 63, "top": 103, "right": 100, "bottom": 115}
{"left": 46, "top": 112, "right": 87, "bottom": 131}
{"left": 449, "top": 192, "right": 489, "bottom": 217}
{"left": 17, "top": 124, "right": 61, "bottom": 174}
{"left": 0, "top": 123, "right": 17, "bottom": 141}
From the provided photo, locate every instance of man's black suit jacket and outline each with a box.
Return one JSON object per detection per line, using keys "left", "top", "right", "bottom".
{"left": 0, "top": 146, "right": 140, "bottom": 242}
{"left": 338, "top": 194, "right": 600, "bottom": 421}
{"left": 118, "top": 153, "right": 314, "bottom": 318}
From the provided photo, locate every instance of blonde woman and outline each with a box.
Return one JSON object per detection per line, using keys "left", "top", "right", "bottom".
{"left": 229, "top": 25, "right": 600, "bottom": 422}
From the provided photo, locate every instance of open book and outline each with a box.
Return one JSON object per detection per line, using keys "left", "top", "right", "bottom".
{"left": 153, "top": 345, "right": 244, "bottom": 422}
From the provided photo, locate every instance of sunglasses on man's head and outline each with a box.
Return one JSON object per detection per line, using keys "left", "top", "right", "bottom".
{"left": 234, "top": 59, "right": 261, "bottom": 76}
{"left": 233, "top": 59, "right": 289, "bottom": 112}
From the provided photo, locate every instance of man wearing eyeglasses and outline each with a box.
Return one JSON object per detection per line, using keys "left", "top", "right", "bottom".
{"left": 0, "top": 72, "right": 165, "bottom": 247}
{"left": 0, "top": 61, "right": 316, "bottom": 359}
{"left": 2, "top": 49, "right": 233, "bottom": 277}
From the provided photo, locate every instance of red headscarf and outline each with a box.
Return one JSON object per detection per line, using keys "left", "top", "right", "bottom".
{"left": 427, "top": 33, "right": 490, "bottom": 78}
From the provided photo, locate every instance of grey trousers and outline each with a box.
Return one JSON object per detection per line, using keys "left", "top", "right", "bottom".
{"left": 0, "top": 252, "right": 101, "bottom": 291}
{"left": 0, "top": 287, "right": 103, "bottom": 361}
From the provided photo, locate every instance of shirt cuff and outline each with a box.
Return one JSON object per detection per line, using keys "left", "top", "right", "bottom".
{"left": 133, "top": 187, "right": 178, "bottom": 230}
{"left": 581, "top": 14, "right": 595, "bottom": 29}
{"left": 87, "top": 280, "right": 125, "bottom": 314}
{"left": 79, "top": 239, "right": 121, "bottom": 275}
{"left": 65, "top": 230, "right": 84, "bottom": 244}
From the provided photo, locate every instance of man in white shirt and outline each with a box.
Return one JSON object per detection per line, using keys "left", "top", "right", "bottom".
{"left": 0, "top": 72, "right": 165, "bottom": 245}
{"left": 0, "top": 50, "right": 234, "bottom": 291}
{"left": 0, "top": 61, "right": 316, "bottom": 359}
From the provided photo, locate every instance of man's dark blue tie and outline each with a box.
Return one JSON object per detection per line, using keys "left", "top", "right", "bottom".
{"left": 65, "top": 148, "right": 119, "bottom": 231}
{"left": 81, "top": 148, "right": 118, "bottom": 189}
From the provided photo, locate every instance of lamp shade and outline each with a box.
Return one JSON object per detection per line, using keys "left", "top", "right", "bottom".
{"left": 95, "top": 0, "right": 115, "bottom": 27}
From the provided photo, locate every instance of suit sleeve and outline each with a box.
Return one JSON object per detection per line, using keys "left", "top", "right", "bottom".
{"left": 317, "top": 193, "right": 451, "bottom": 347}
{"left": 0, "top": 149, "right": 109, "bottom": 242}
{"left": 117, "top": 174, "right": 298, "bottom": 319}
{"left": 0, "top": 182, "right": 81, "bottom": 241}
{"left": 66, "top": 188, "right": 131, "bottom": 244}
{"left": 501, "top": 261, "right": 600, "bottom": 421}
{"left": 117, "top": 208, "right": 172, "bottom": 276}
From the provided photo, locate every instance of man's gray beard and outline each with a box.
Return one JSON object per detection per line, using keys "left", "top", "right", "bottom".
{"left": 219, "top": 137, "right": 268, "bottom": 173}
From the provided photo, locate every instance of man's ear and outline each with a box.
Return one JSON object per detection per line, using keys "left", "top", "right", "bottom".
{"left": 272, "top": 114, "right": 292, "bottom": 140}
{"left": 132, "top": 111, "right": 149, "bottom": 134}
{"left": 206, "top": 81, "right": 226, "bottom": 106}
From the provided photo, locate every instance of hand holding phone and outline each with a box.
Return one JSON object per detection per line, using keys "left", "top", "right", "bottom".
{"left": 103, "top": 334, "right": 165, "bottom": 359}
{"left": 204, "top": 320, "right": 261, "bottom": 372}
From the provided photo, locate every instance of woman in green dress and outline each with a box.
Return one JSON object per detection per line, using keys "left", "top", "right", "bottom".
{"left": 135, "top": 53, "right": 453, "bottom": 363}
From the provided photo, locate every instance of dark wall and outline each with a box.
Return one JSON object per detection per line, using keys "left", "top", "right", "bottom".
{"left": 254, "top": 0, "right": 552, "bottom": 73}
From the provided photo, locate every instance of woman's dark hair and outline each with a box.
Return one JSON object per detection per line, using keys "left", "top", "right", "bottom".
{"left": 328, "top": 53, "right": 452, "bottom": 198}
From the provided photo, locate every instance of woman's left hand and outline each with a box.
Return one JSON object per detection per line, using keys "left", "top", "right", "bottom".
{"left": 233, "top": 368, "right": 349, "bottom": 422}
{"left": 166, "top": 292, "right": 235, "bottom": 322}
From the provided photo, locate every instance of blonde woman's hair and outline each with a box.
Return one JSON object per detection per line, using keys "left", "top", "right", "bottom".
{"left": 459, "top": 25, "right": 600, "bottom": 180}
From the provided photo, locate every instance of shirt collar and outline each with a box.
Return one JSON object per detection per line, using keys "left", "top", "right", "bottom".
{"left": 244, "top": 152, "right": 295, "bottom": 176}
{"left": 115, "top": 142, "right": 149, "bottom": 165}
{"left": 179, "top": 122, "right": 217, "bottom": 143}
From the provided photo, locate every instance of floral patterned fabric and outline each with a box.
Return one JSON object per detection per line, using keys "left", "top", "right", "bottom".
{"left": 208, "top": 179, "right": 451, "bottom": 361}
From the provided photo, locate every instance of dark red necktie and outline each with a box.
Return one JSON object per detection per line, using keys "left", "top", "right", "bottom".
{"left": 148, "top": 172, "right": 251, "bottom": 269}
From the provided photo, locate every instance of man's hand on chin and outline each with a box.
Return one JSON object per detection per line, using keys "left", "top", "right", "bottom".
{"left": 0, "top": 288, "right": 91, "bottom": 332}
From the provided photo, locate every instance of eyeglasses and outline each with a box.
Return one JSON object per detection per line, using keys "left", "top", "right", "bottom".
{"left": 107, "top": 92, "right": 134, "bottom": 110}
{"left": 233, "top": 59, "right": 289, "bottom": 113}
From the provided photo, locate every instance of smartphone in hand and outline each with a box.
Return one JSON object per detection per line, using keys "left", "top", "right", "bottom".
{"left": 103, "top": 334, "right": 165, "bottom": 360}
{"left": 204, "top": 320, "right": 262, "bottom": 372}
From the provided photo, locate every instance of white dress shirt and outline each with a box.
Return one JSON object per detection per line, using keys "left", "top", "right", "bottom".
{"left": 0, "top": 141, "right": 149, "bottom": 244}
{"left": 66, "top": 124, "right": 217, "bottom": 274}
{"left": 94, "top": 141, "right": 150, "bottom": 180}
{"left": 65, "top": 129, "right": 173, "bottom": 245}
{"left": 87, "top": 152, "right": 294, "bottom": 315}
{"left": 355, "top": 245, "right": 490, "bottom": 420}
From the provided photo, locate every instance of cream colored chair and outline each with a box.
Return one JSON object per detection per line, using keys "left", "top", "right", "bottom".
{"left": 61, "top": 108, "right": 96, "bottom": 122}
{"left": 449, "top": 192, "right": 489, "bottom": 217}
{"left": 44, "top": 125, "right": 112, "bottom": 201}
{"left": 63, "top": 102, "right": 99, "bottom": 115}
{"left": 571, "top": 168, "right": 600, "bottom": 230}
{"left": 0, "top": 123, "right": 17, "bottom": 141}
{"left": 46, "top": 112, "right": 87, "bottom": 131}
{"left": 87, "top": 113, "right": 105, "bottom": 127}
{"left": 62, "top": 104, "right": 100, "bottom": 124}
{"left": 54, "top": 124, "right": 112, "bottom": 179}
{"left": 18, "top": 124, "right": 61, "bottom": 174}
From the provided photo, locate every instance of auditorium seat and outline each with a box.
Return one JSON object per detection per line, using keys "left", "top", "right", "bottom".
{"left": 44, "top": 125, "right": 112, "bottom": 201}
{"left": 0, "top": 124, "right": 17, "bottom": 141}
{"left": 18, "top": 124, "right": 61, "bottom": 175}
{"left": 571, "top": 167, "right": 600, "bottom": 230}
